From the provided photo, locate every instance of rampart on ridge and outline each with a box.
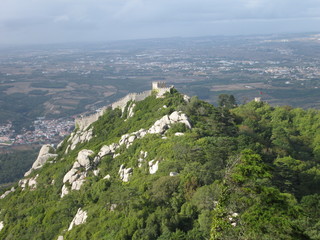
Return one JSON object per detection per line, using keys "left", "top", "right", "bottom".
{"left": 111, "top": 90, "right": 152, "bottom": 111}
{"left": 75, "top": 82, "right": 173, "bottom": 131}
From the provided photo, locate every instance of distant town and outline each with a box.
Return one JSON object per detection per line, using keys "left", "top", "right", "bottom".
{"left": 1, "top": 33, "right": 320, "bottom": 147}
{"left": 0, "top": 118, "right": 74, "bottom": 146}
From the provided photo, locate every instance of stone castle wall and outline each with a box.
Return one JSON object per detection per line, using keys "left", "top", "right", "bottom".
{"left": 75, "top": 90, "right": 154, "bottom": 131}
{"left": 75, "top": 82, "right": 172, "bottom": 131}
{"left": 75, "top": 110, "right": 105, "bottom": 131}
{"left": 154, "top": 87, "right": 172, "bottom": 96}
{"left": 111, "top": 90, "right": 152, "bottom": 110}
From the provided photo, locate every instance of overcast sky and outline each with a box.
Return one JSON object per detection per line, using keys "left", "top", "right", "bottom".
{"left": 1, "top": 0, "right": 320, "bottom": 45}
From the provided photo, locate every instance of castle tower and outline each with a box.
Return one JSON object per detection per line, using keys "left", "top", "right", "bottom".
{"left": 152, "top": 81, "right": 166, "bottom": 90}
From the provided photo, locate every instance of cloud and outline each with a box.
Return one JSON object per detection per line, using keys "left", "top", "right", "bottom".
{"left": 0, "top": 0, "right": 320, "bottom": 44}
{"left": 54, "top": 15, "right": 70, "bottom": 23}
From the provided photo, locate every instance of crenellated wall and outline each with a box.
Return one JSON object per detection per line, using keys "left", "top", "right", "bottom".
{"left": 75, "top": 109, "right": 106, "bottom": 131}
{"left": 111, "top": 90, "right": 152, "bottom": 111}
{"left": 75, "top": 82, "right": 173, "bottom": 131}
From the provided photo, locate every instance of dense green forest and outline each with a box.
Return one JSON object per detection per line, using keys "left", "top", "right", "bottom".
{"left": 0, "top": 89, "right": 319, "bottom": 239}
{"left": 0, "top": 148, "right": 38, "bottom": 187}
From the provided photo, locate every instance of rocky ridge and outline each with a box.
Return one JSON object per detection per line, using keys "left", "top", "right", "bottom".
{"left": 60, "top": 110, "right": 191, "bottom": 197}
{"left": 0, "top": 88, "right": 200, "bottom": 239}
{"left": 0, "top": 187, "right": 15, "bottom": 199}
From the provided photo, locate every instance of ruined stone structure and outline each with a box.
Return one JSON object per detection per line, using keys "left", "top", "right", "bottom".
{"left": 111, "top": 90, "right": 152, "bottom": 111}
{"left": 152, "top": 81, "right": 172, "bottom": 96}
{"left": 75, "top": 82, "right": 173, "bottom": 131}
{"left": 254, "top": 97, "right": 262, "bottom": 102}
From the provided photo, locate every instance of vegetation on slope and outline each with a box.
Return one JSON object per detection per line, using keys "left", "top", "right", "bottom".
{"left": 0, "top": 148, "right": 39, "bottom": 186}
{"left": 0, "top": 90, "right": 319, "bottom": 240}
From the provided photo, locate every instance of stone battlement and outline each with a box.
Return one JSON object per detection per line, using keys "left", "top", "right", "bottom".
{"left": 75, "top": 82, "right": 173, "bottom": 131}
{"left": 152, "top": 81, "right": 167, "bottom": 89}
{"left": 111, "top": 90, "right": 152, "bottom": 111}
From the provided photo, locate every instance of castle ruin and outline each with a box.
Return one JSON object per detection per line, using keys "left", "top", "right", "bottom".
{"left": 75, "top": 82, "right": 173, "bottom": 131}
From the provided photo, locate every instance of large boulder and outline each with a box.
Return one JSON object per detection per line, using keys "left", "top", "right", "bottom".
{"left": 0, "top": 221, "right": 4, "bottom": 232}
{"left": 169, "top": 111, "right": 180, "bottom": 122}
{"left": 127, "top": 103, "right": 136, "bottom": 118}
{"left": 61, "top": 185, "right": 69, "bottom": 198}
{"left": 77, "top": 149, "right": 94, "bottom": 170}
{"left": 25, "top": 144, "right": 57, "bottom": 176}
{"left": 98, "top": 145, "right": 111, "bottom": 157}
{"left": 63, "top": 168, "right": 78, "bottom": 184}
{"left": 149, "top": 160, "right": 159, "bottom": 174}
{"left": 0, "top": 187, "right": 15, "bottom": 199}
{"left": 119, "top": 164, "right": 133, "bottom": 182}
{"left": 71, "top": 173, "right": 86, "bottom": 191}
{"left": 68, "top": 128, "right": 93, "bottom": 151}
{"left": 19, "top": 175, "right": 39, "bottom": 190}
{"left": 138, "top": 151, "right": 148, "bottom": 168}
{"left": 61, "top": 149, "right": 93, "bottom": 197}
{"left": 148, "top": 111, "right": 191, "bottom": 135}
{"left": 68, "top": 208, "right": 88, "bottom": 231}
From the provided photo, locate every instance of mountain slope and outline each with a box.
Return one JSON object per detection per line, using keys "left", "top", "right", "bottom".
{"left": 0, "top": 89, "right": 319, "bottom": 240}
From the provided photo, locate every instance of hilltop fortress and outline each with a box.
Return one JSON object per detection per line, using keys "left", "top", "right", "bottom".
{"left": 75, "top": 82, "right": 173, "bottom": 131}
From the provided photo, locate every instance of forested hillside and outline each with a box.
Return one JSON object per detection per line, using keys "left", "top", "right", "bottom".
{"left": 0, "top": 149, "right": 39, "bottom": 187}
{"left": 0, "top": 89, "right": 319, "bottom": 240}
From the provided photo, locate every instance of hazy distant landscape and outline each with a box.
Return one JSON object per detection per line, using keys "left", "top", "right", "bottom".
{"left": 1, "top": 33, "right": 320, "bottom": 147}
{"left": 2, "top": 0, "right": 320, "bottom": 237}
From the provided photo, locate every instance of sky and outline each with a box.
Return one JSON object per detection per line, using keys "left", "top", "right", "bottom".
{"left": 1, "top": 0, "right": 320, "bottom": 45}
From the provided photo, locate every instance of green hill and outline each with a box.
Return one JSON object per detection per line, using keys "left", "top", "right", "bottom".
{"left": 0, "top": 89, "right": 319, "bottom": 240}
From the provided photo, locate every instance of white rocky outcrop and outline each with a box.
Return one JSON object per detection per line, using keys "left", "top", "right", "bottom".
{"left": 174, "top": 132, "right": 185, "bottom": 136}
{"left": 61, "top": 149, "right": 93, "bottom": 197}
{"left": 228, "top": 212, "right": 239, "bottom": 227}
{"left": 62, "top": 168, "right": 78, "bottom": 184}
{"left": 138, "top": 151, "right": 148, "bottom": 168}
{"left": 183, "top": 95, "right": 190, "bottom": 102}
{"left": 127, "top": 102, "right": 136, "bottom": 118}
{"left": 0, "top": 221, "right": 4, "bottom": 232}
{"left": 103, "top": 174, "right": 111, "bottom": 180}
{"left": 110, "top": 204, "right": 117, "bottom": 211}
{"left": 148, "top": 111, "right": 191, "bottom": 135}
{"left": 93, "top": 169, "right": 100, "bottom": 176}
{"left": 61, "top": 111, "right": 190, "bottom": 190}
{"left": 118, "top": 129, "right": 147, "bottom": 148}
{"left": 170, "top": 172, "right": 179, "bottom": 176}
{"left": 118, "top": 164, "right": 133, "bottom": 182}
{"left": 119, "top": 112, "right": 188, "bottom": 147}
{"left": 93, "top": 111, "right": 191, "bottom": 157}
{"left": 77, "top": 149, "right": 94, "bottom": 170}
{"left": 61, "top": 185, "right": 69, "bottom": 198}
{"left": 94, "top": 143, "right": 119, "bottom": 165}
{"left": 149, "top": 160, "right": 159, "bottom": 174}
{"left": 68, "top": 208, "right": 88, "bottom": 231}
{"left": 168, "top": 111, "right": 192, "bottom": 129}
{"left": 19, "top": 174, "right": 39, "bottom": 190}
{"left": 25, "top": 144, "right": 57, "bottom": 176}
{"left": 28, "top": 174, "right": 38, "bottom": 189}
{"left": 19, "top": 179, "right": 28, "bottom": 190}
{"left": 57, "top": 140, "right": 64, "bottom": 149}
{"left": 71, "top": 172, "right": 86, "bottom": 191}
{"left": 67, "top": 128, "right": 93, "bottom": 152}
{"left": 0, "top": 187, "right": 15, "bottom": 199}
{"left": 98, "top": 145, "right": 112, "bottom": 157}
{"left": 117, "top": 111, "right": 191, "bottom": 149}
